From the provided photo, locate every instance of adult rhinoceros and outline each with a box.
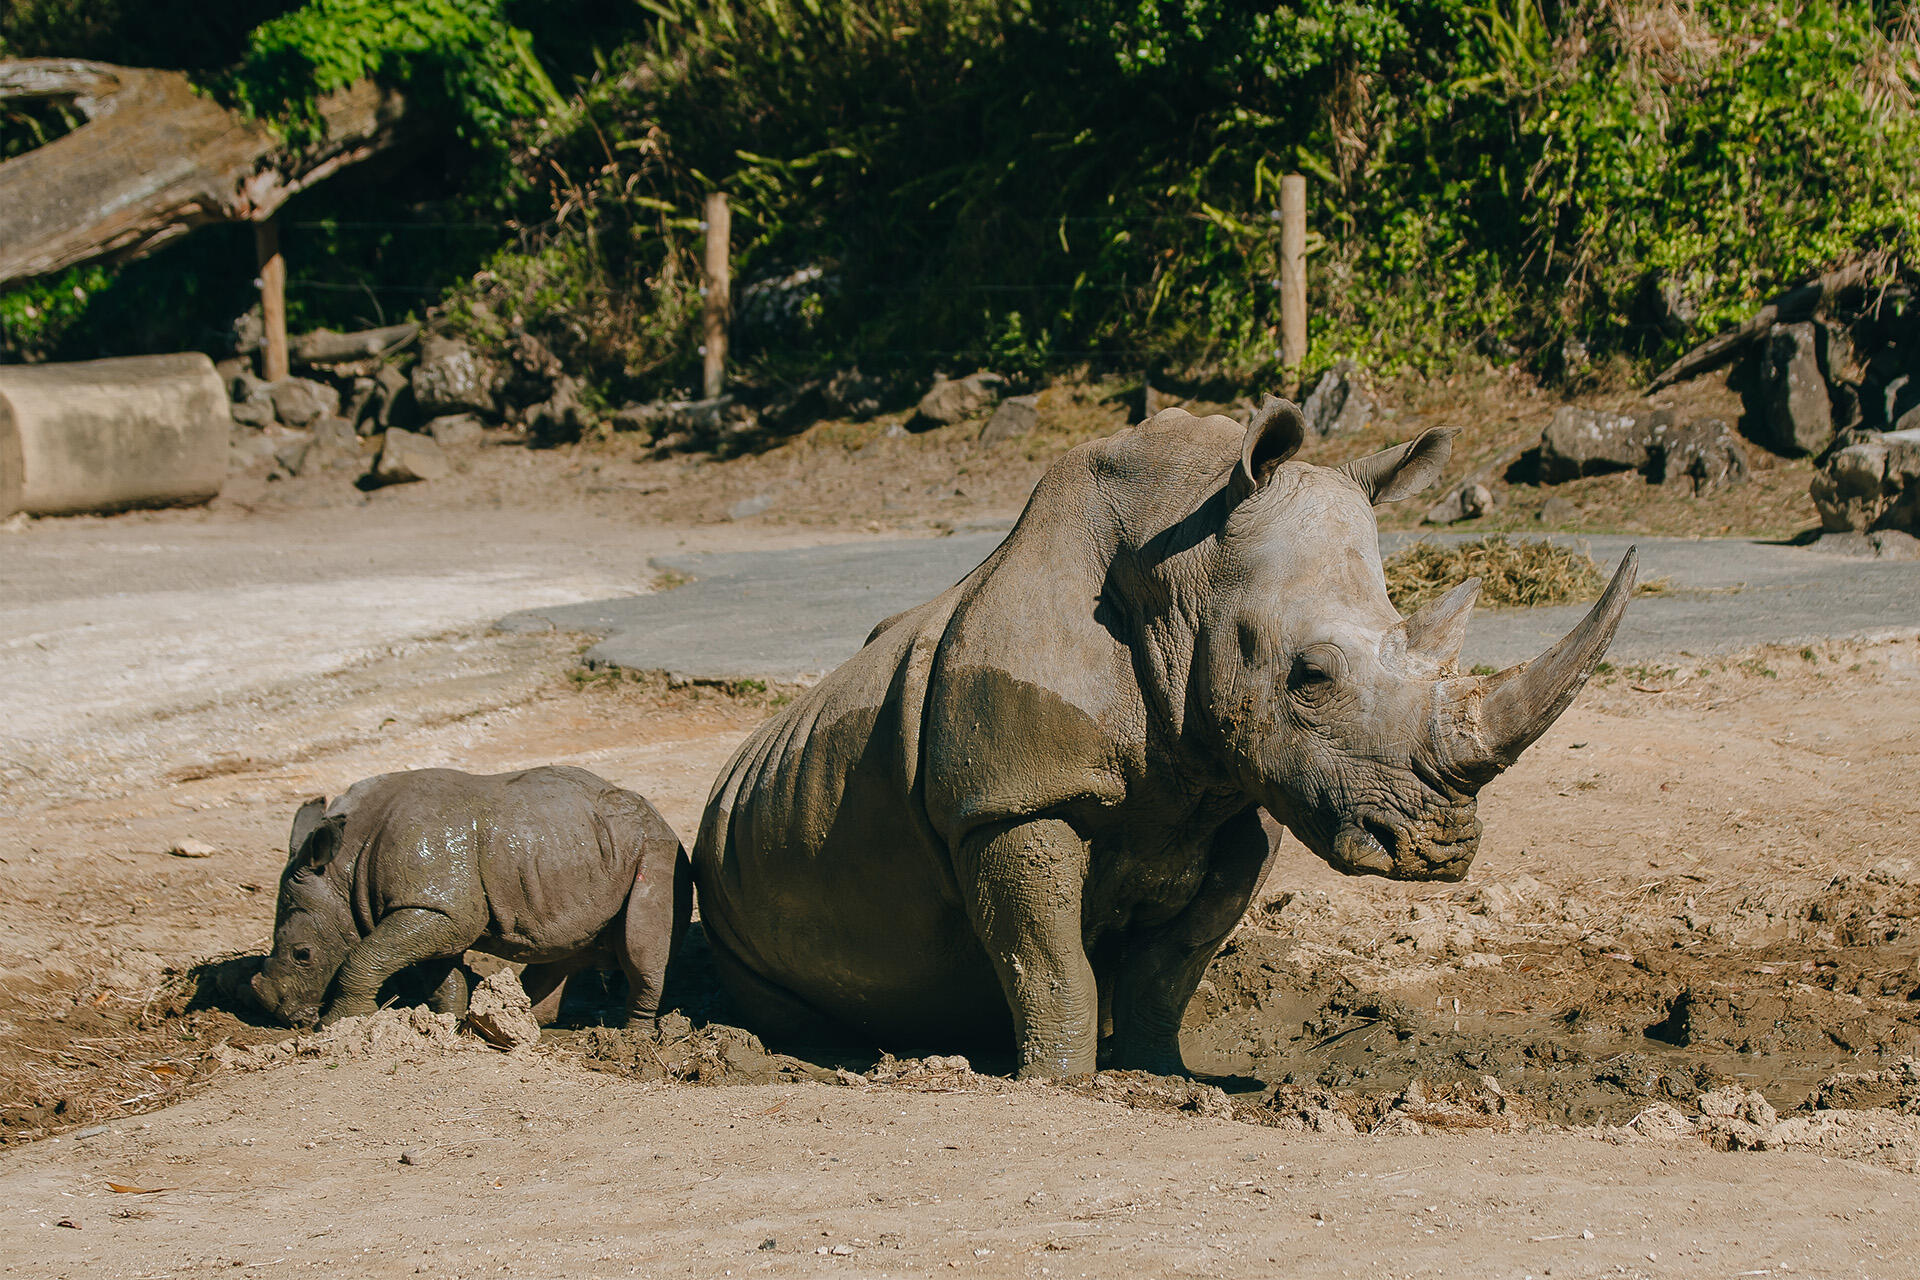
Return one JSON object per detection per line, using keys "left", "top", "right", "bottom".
{"left": 693, "top": 399, "right": 1634, "bottom": 1078}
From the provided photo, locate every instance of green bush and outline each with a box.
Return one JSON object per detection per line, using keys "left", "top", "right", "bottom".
{"left": 499, "top": 0, "right": 1920, "bottom": 398}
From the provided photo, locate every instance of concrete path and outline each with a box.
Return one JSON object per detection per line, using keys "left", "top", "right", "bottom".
{"left": 497, "top": 531, "right": 1920, "bottom": 681}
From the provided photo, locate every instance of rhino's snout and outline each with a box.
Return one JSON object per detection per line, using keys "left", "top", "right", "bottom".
{"left": 1331, "top": 806, "right": 1480, "bottom": 883}
{"left": 250, "top": 969, "right": 320, "bottom": 1029}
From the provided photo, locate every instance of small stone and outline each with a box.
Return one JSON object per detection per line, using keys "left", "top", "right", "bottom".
{"left": 56, "top": 1217, "right": 79, "bottom": 1230}
{"left": 758, "top": 1239, "right": 776, "bottom": 1252}
{"left": 400, "top": 1148, "right": 423, "bottom": 1165}
{"left": 411, "top": 334, "right": 499, "bottom": 417}
{"left": 1301, "top": 360, "right": 1374, "bottom": 435}
{"left": 265, "top": 378, "right": 340, "bottom": 430}
{"left": 830, "top": 1245, "right": 853, "bottom": 1256}
{"left": 1760, "top": 322, "right": 1833, "bottom": 456}
{"left": 912, "top": 371, "right": 1006, "bottom": 429}
{"left": 426, "top": 414, "right": 486, "bottom": 449}
{"left": 169, "top": 838, "right": 216, "bottom": 858}
{"left": 978, "top": 394, "right": 1039, "bottom": 444}
{"left": 727, "top": 493, "right": 776, "bottom": 521}
{"left": 371, "top": 428, "right": 452, "bottom": 485}
{"left": 72, "top": 1124, "right": 108, "bottom": 1139}
{"left": 1581, "top": 1229, "right": 1595, "bottom": 1240}
{"left": 1537, "top": 495, "right": 1578, "bottom": 525}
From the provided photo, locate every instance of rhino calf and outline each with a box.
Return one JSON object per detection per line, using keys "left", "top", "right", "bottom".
{"left": 251, "top": 766, "right": 689, "bottom": 1030}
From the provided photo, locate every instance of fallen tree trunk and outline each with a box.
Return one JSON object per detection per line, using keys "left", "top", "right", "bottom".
{"left": 0, "top": 58, "right": 417, "bottom": 287}
{"left": 1645, "top": 261, "right": 1878, "bottom": 394}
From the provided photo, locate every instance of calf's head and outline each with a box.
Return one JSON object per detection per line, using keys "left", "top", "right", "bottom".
{"left": 1194, "top": 399, "right": 1635, "bottom": 882}
{"left": 251, "top": 798, "right": 358, "bottom": 1028}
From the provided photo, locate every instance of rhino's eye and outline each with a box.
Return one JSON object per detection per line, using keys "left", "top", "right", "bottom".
{"left": 292, "top": 946, "right": 313, "bottom": 965}
{"left": 1289, "top": 645, "right": 1343, "bottom": 700}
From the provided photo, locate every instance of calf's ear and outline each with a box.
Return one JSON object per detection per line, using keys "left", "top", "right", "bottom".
{"left": 292, "top": 814, "right": 346, "bottom": 874}
{"left": 1229, "top": 396, "right": 1307, "bottom": 502}
{"left": 288, "top": 797, "right": 328, "bottom": 859}
{"left": 1340, "top": 427, "right": 1455, "bottom": 503}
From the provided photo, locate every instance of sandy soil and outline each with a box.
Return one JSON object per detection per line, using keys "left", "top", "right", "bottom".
{"left": 2, "top": 428, "right": 1916, "bottom": 1276}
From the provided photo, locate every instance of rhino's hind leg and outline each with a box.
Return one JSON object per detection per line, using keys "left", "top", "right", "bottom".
{"left": 519, "top": 957, "right": 592, "bottom": 1026}
{"left": 615, "top": 846, "right": 694, "bottom": 1029}
{"left": 1106, "top": 808, "right": 1275, "bottom": 1075}
{"left": 420, "top": 958, "right": 474, "bottom": 1018}
{"left": 704, "top": 925, "right": 824, "bottom": 1043}
{"left": 322, "top": 909, "right": 472, "bottom": 1027}
{"left": 960, "top": 818, "right": 1098, "bottom": 1080}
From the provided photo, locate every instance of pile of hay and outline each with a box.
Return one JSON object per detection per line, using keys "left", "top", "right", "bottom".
{"left": 1384, "top": 536, "right": 1606, "bottom": 611}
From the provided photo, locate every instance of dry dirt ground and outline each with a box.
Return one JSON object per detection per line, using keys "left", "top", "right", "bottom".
{"left": 2, "top": 416, "right": 1917, "bottom": 1277}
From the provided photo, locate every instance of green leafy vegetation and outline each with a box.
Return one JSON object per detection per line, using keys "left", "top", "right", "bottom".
{"left": 5, "top": 1, "right": 1917, "bottom": 401}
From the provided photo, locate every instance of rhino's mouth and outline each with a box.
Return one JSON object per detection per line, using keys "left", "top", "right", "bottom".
{"left": 1324, "top": 807, "right": 1480, "bottom": 882}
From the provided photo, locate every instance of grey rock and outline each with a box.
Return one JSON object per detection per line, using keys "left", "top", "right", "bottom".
{"left": 524, "top": 375, "right": 594, "bottom": 446}
{"left": 1423, "top": 481, "right": 1496, "bottom": 525}
{"left": 501, "top": 330, "right": 564, "bottom": 408}
{"left": 978, "top": 394, "right": 1039, "bottom": 444}
{"left": 1812, "top": 529, "right": 1920, "bottom": 560}
{"left": 229, "top": 391, "right": 277, "bottom": 429}
{"left": 1537, "top": 495, "right": 1579, "bottom": 525}
{"left": 636, "top": 395, "right": 757, "bottom": 453}
{"left": 912, "top": 371, "right": 1006, "bottom": 429}
{"left": 272, "top": 431, "right": 314, "bottom": 477}
{"left": 1759, "top": 322, "right": 1833, "bottom": 456}
{"left": 343, "top": 376, "right": 379, "bottom": 429}
{"left": 399, "top": 1148, "right": 424, "bottom": 1166}
{"left": 727, "top": 493, "right": 776, "bottom": 521}
{"left": 1301, "top": 360, "right": 1374, "bottom": 435}
{"left": 265, "top": 378, "right": 340, "bottom": 430}
{"left": 1538, "top": 406, "right": 1653, "bottom": 482}
{"left": 427, "top": 413, "right": 486, "bottom": 450}
{"left": 611, "top": 403, "right": 668, "bottom": 437}
{"left": 1648, "top": 417, "right": 1749, "bottom": 496}
{"left": 370, "top": 364, "right": 412, "bottom": 433}
{"left": 411, "top": 334, "right": 498, "bottom": 417}
{"left": 824, "top": 367, "right": 894, "bottom": 420}
{"left": 229, "top": 369, "right": 266, "bottom": 404}
{"left": 371, "top": 427, "right": 451, "bottom": 485}
{"left": 1810, "top": 426, "right": 1920, "bottom": 533}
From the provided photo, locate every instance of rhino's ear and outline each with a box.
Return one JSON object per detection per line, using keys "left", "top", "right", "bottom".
{"left": 1229, "top": 396, "right": 1307, "bottom": 502}
{"left": 292, "top": 813, "right": 346, "bottom": 874}
{"left": 1340, "top": 427, "right": 1455, "bottom": 504}
{"left": 288, "top": 798, "right": 328, "bottom": 860}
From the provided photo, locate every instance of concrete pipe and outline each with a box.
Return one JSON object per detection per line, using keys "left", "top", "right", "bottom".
{"left": 0, "top": 352, "right": 227, "bottom": 518}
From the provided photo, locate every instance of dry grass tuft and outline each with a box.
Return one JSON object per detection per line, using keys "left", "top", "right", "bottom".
{"left": 1384, "top": 536, "right": 1607, "bottom": 612}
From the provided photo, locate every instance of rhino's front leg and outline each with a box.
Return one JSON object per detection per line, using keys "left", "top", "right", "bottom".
{"left": 959, "top": 818, "right": 1097, "bottom": 1080}
{"left": 1107, "top": 807, "right": 1275, "bottom": 1075}
{"left": 321, "top": 908, "right": 472, "bottom": 1027}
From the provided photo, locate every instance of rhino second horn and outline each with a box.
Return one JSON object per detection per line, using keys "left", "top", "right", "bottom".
{"left": 1440, "top": 547, "right": 1637, "bottom": 784}
{"left": 1402, "top": 576, "right": 1480, "bottom": 668}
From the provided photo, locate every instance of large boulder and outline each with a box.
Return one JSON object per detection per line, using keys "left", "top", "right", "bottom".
{"left": 1, "top": 353, "right": 227, "bottom": 518}
{"left": 1537, "top": 406, "right": 1654, "bottom": 482}
{"left": 1423, "top": 481, "right": 1497, "bottom": 525}
{"left": 1648, "top": 417, "right": 1749, "bottom": 496}
{"left": 911, "top": 371, "right": 1005, "bottom": 430}
{"left": 1810, "top": 427, "right": 1920, "bottom": 533}
{"left": 411, "top": 334, "right": 499, "bottom": 417}
{"left": 1758, "top": 322, "right": 1833, "bottom": 456}
{"left": 1301, "top": 359, "right": 1374, "bottom": 435}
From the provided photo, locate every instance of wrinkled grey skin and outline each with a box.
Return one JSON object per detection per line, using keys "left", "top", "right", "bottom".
{"left": 694, "top": 401, "right": 1635, "bottom": 1080}
{"left": 252, "top": 766, "right": 690, "bottom": 1030}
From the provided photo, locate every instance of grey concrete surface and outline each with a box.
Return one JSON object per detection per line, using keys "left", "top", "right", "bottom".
{"left": 497, "top": 530, "right": 1920, "bottom": 681}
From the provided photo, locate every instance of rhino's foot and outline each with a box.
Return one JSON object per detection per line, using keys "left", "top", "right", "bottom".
{"left": 1105, "top": 1039, "right": 1188, "bottom": 1078}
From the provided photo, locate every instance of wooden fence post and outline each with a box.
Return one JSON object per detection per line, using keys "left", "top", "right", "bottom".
{"left": 1279, "top": 174, "right": 1307, "bottom": 371}
{"left": 702, "top": 192, "right": 731, "bottom": 400}
{"left": 255, "top": 216, "right": 289, "bottom": 382}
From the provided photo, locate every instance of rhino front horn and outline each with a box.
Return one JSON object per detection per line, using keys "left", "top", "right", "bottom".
{"left": 1442, "top": 547, "right": 1637, "bottom": 785}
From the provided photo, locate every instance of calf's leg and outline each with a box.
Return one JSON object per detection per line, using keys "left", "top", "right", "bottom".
{"left": 616, "top": 845, "right": 693, "bottom": 1028}
{"left": 519, "top": 957, "right": 592, "bottom": 1026}
{"left": 322, "top": 909, "right": 471, "bottom": 1027}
